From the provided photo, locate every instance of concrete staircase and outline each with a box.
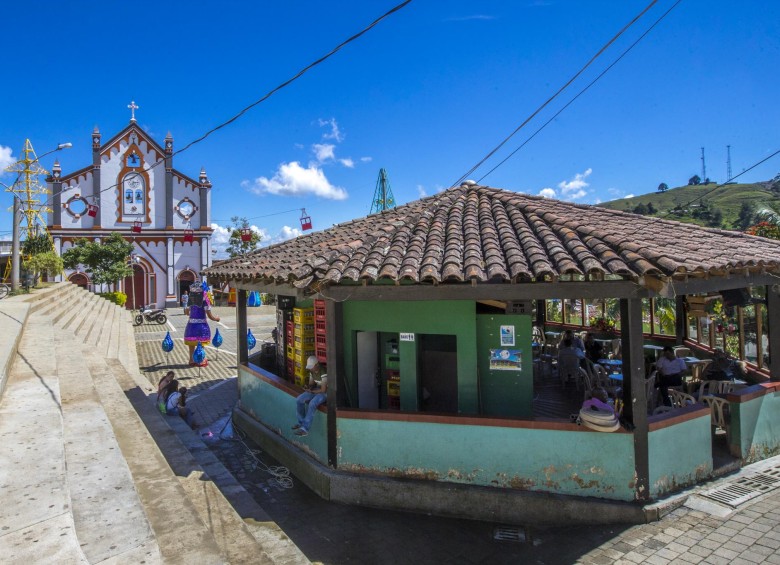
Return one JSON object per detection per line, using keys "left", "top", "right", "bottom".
{"left": 0, "top": 283, "right": 308, "bottom": 564}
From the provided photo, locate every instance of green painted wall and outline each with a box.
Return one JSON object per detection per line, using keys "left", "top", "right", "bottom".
{"left": 731, "top": 390, "right": 780, "bottom": 462}
{"left": 342, "top": 300, "right": 479, "bottom": 413}
{"left": 239, "top": 367, "right": 327, "bottom": 462}
{"left": 648, "top": 413, "right": 712, "bottom": 497}
{"left": 337, "top": 417, "right": 636, "bottom": 500}
{"left": 476, "top": 314, "right": 533, "bottom": 417}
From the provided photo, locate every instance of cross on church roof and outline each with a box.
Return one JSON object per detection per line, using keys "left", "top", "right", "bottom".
{"left": 127, "top": 100, "right": 139, "bottom": 122}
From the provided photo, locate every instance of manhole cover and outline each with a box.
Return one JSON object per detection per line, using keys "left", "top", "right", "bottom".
{"left": 700, "top": 465, "right": 780, "bottom": 508}
{"left": 493, "top": 526, "right": 526, "bottom": 542}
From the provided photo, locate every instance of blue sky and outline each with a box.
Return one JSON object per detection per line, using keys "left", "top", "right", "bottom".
{"left": 1, "top": 1, "right": 778, "bottom": 256}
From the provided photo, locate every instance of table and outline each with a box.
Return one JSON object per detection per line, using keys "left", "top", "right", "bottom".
{"left": 643, "top": 344, "right": 664, "bottom": 360}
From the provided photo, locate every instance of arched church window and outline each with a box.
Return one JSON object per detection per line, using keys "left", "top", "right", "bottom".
{"left": 122, "top": 172, "right": 146, "bottom": 216}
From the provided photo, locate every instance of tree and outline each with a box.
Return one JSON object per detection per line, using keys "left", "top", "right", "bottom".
{"left": 646, "top": 202, "right": 657, "bottom": 215}
{"left": 709, "top": 208, "right": 723, "bottom": 227}
{"left": 657, "top": 182, "right": 669, "bottom": 193}
{"left": 632, "top": 203, "right": 648, "bottom": 215}
{"left": 225, "top": 216, "right": 262, "bottom": 258}
{"left": 23, "top": 251, "right": 63, "bottom": 280}
{"left": 22, "top": 232, "right": 54, "bottom": 256}
{"left": 61, "top": 232, "right": 134, "bottom": 291}
{"left": 734, "top": 202, "right": 756, "bottom": 231}
{"left": 688, "top": 175, "right": 701, "bottom": 186}
{"left": 770, "top": 173, "right": 780, "bottom": 194}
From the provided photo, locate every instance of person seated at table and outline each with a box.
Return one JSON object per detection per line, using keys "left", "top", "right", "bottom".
{"left": 702, "top": 349, "right": 746, "bottom": 382}
{"left": 656, "top": 346, "right": 688, "bottom": 406}
{"left": 563, "top": 329, "right": 585, "bottom": 353}
{"left": 583, "top": 332, "right": 604, "bottom": 363}
{"left": 558, "top": 337, "right": 585, "bottom": 362}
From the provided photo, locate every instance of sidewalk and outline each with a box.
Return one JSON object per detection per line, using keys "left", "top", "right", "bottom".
{"left": 176, "top": 359, "right": 780, "bottom": 564}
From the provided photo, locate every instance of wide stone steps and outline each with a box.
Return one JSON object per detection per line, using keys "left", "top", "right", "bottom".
{"left": 0, "top": 282, "right": 302, "bottom": 564}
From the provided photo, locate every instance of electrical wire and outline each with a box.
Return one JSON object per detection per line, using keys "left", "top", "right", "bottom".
{"left": 34, "top": 0, "right": 414, "bottom": 211}
{"left": 477, "top": 0, "right": 684, "bottom": 185}
{"left": 450, "top": 0, "right": 659, "bottom": 189}
{"left": 233, "top": 419, "right": 294, "bottom": 490}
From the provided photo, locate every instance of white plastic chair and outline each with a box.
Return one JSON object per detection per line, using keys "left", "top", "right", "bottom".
{"left": 557, "top": 351, "right": 581, "bottom": 387}
{"left": 674, "top": 346, "right": 692, "bottom": 358}
{"left": 696, "top": 380, "right": 722, "bottom": 402}
{"left": 646, "top": 372, "right": 658, "bottom": 414}
{"left": 669, "top": 389, "right": 697, "bottom": 408}
{"left": 702, "top": 396, "right": 730, "bottom": 440}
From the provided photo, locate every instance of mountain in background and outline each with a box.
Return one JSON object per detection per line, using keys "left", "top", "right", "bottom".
{"left": 598, "top": 179, "right": 779, "bottom": 230}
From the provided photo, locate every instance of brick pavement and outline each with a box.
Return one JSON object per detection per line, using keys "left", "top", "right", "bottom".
{"left": 134, "top": 307, "right": 780, "bottom": 564}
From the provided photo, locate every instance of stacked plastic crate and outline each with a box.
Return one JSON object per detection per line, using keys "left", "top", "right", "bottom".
{"left": 291, "top": 307, "right": 315, "bottom": 386}
{"left": 276, "top": 296, "right": 295, "bottom": 380}
{"left": 314, "top": 299, "right": 327, "bottom": 363}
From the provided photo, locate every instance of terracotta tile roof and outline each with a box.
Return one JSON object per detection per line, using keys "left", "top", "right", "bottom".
{"left": 205, "top": 184, "right": 780, "bottom": 288}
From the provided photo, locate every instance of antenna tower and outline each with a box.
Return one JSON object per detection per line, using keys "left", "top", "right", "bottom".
{"left": 726, "top": 145, "right": 733, "bottom": 181}
{"left": 370, "top": 168, "right": 396, "bottom": 214}
{"left": 700, "top": 147, "right": 706, "bottom": 181}
{"left": 2, "top": 139, "right": 54, "bottom": 281}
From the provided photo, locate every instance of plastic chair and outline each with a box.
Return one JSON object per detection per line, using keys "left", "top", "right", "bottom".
{"left": 557, "top": 351, "right": 581, "bottom": 387}
{"left": 696, "top": 380, "right": 722, "bottom": 402}
{"left": 702, "top": 396, "right": 730, "bottom": 440}
{"left": 645, "top": 372, "right": 658, "bottom": 414}
{"left": 669, "top": 389, "right": 697, "bottom": 408}
{"left": 610, "top": 338, "right": 622, "bottom": 359}
{"left": 577, "top": 367, "right": 592, "bottom": 393}
{"left": 674, "top": 346, "right": 692, "bottom": 358}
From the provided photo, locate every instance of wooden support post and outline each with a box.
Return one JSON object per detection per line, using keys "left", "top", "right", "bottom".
{"left": 237, "top": 289, "right": 248, "bottom": 367}
{"left": 675, "top": 296, "right": 686, "bottom": 345}
{"left": 325, "top": 299, "right": 343, "bottom": 467}
{"left": 767, "top": 285, "right": 780, "bottom": 381}
{"left": 621, "top": 298, "right": 650, "bottom": 501}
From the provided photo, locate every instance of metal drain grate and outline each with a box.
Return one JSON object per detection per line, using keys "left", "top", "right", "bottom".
{"left": 493, "top": 525, "right": 526, "bottom": 542}
{"left": 700, "top": 465, "right": 780, "bottom": 508}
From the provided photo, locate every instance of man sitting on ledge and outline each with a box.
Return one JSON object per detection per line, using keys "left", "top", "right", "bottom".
{"left": 292, "top": 356, "right": 327, "bottom": 437}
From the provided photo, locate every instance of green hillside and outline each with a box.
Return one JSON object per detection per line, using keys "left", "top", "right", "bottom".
{"left": 598, "top": 180, "right": 779, "bottom": 229}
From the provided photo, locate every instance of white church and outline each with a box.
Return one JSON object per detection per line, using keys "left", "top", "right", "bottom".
{"left": 47, "top": 103, "right": 214, "bottom": 309}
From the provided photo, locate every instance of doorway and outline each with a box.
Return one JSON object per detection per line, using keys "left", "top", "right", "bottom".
{"left": 356, "top": 331, "right": 379, "bottom": 409}
{"left": 124, "top": 265, "right": 145, "bottom": 309}
{"left": 178, "top": 269, "right": 196, "bottom": 305}
{"left": 419, "top": 334, "right": 458, "bottom": 413}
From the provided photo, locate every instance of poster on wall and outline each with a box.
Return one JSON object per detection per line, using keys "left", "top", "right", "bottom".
{"left": 489, "top": 348, "right": 523, "bottom": 371}
{"left": 500, "top": 325, "right": 515, "bottom": 346}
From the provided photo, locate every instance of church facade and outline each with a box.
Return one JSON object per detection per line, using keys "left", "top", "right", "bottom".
{"left": 47, "top": 108, "right": 213, "bottom": 309}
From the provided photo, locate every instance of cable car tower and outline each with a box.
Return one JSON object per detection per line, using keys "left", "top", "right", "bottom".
{"left": 370, "top": 168, "right": 396, "bottom": 214}
{"left": 2, "top": 139, "right": 54, "bottom": 282}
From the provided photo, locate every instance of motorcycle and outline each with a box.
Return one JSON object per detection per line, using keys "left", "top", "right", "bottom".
{"left": 134, "top": 305, "right": 167, "bottom": 326}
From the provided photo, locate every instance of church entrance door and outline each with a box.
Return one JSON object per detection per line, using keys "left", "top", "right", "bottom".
{"left": 124, "top": 265, "right": 146, "bottom": 309}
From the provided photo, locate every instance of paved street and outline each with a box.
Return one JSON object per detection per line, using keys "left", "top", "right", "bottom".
{"left": 135, "top": 308, "right": 780, "bottom": 564}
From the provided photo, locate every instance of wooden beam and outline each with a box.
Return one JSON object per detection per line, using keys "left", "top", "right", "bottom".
{"left": 621, "top": 297, "right": 650, "bottom": 501}
{"left": 319, "top": 280, "right": 650, "bottom": 301}
{"left": 237, "top": 289, "right": 248, "bottom": 367}
{"left": 768, "top": 284, "right": 780, "bottom": 382}
{"left": 658, "top": 272, "right": 780, "bottom": 297}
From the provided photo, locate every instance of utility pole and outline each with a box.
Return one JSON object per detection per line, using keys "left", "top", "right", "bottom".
{"left": 726, "top": 145, "right": 733, "bottom": 182}
{"left": 700, "top": 147, "right": 706, "bottom": 182}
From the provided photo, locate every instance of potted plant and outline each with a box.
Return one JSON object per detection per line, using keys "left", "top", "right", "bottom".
{"left": 588, "top": 316, "right": 617, "bottom": 338}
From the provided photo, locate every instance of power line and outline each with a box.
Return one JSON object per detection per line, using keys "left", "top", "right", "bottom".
{"left": 450, "top": 0, "right": 659, "bottom": 188}
{"left": 477, "top": 0, "right": 683, "bottom": 184}
{"left": 38, "top": 0, "right": 414, "bottom": 211}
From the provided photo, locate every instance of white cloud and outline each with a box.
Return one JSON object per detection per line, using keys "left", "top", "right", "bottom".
{"left": 317, "top": 118, "right": 343, "bottom": 142}
{"left": 566, "top": 189, "right": 587, "bottom": 200}
{"left": 624, "top": 194, "right": 635, "bottom": 199}
{"left": 558, "top": 168, "right": 592, "bottom": 194}
{"left": 339, "top": 158, "right": 354, "bottom": 168}
{"left": 276, "top": 225, "right": 302, "bottom": 242}
{"left": 538, "top": 188, "right": 557, "bottom": 199}
{"left": 248, "top": 161, "right": 348, "bottom": 200}
{"left": 210, "top": 222, "right": 266, "bottom": 258}
{"left": 360, "top": 156, "right": 372, "bottom": 163}
{"left": 417, "top": 185, "right": 427, "bottom": 198}
{"left": 312, "top": 143, "right": 335, "bottom": 162}
{"left": 0, "top": 145, "right": 14, "bottom": 173}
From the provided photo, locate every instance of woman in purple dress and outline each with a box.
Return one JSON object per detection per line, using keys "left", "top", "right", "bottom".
{"left": 184, "top": 282, "right": 220, "bottom": 366}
